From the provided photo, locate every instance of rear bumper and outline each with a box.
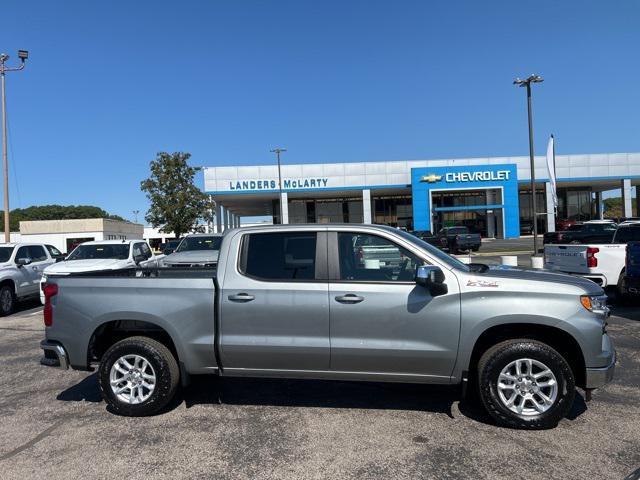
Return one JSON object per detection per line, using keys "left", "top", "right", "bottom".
{"left": 40, "top": 340, "right": 69, "bottom": 370}
{"left": 585, "top": 349, "right": 616, "bottom": 389}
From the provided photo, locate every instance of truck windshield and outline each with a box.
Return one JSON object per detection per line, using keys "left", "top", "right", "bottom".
{"left": 176, "top": 236, "right": 222, "bottom": 252}
{"left": 394, "top": 229, "right": 471, "bottom": 272}
{"left": 67, "top": 244, "right": 130, "bottom": 261}
{"left": 0, "top": 246, "right": 14, "bottom": 263}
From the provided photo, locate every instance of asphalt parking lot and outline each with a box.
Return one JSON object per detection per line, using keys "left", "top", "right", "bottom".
{"left": 1, "top": 301, "right": 639, "bottom": 480}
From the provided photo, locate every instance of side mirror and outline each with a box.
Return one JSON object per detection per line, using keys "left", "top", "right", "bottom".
{"left": 163, "top": 248, "right": 174, "bottom": 256}
{"left": 133, "top": 254, "right": 145, "bottom": 265}
{"left": 16, "top": 257, "right": 32, "bottom": 266}
{"left": 415, "top": 265, "right": 447, "bottom": 295}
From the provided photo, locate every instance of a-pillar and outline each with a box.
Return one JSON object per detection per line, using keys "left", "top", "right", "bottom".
{"left": 215, "top": 204, "right": 222, "bottom": 233}
{"left": 545, "top": 182, "right": 556, "bottom": 233}
{"left": 280, "top": 192, "right": 289, "bottom": 224}
{"left": 622, "top": 179, "right": 633, "bottom": 218}
{"left": 363, "top": 189, "right": 372, "bottom": 224}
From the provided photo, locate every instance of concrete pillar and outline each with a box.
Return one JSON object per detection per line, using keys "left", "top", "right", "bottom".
{"left": 280, "top": 192, "right": 289, "bottom": 224}
{"left": 235, "top": 216, "right": 241, "bottom": 228}
{"left": 595, "top": 191, "right": 604, "bottom": 220}
{"left": 635, "top": 186, "right": 639, "bottom": 217}
{"left": 362, "top": 189, "right": 372, "bottom": 224}
{"left": 215, "top": 204, "right": 222, "bottom": 233}
{"left": 221, "top": 206, "right": 228, "bottom": 231}
{"left": 545, "top": 182, "right": 556, "bottom": 233}
{"left": 622, "top": 179, "right": 633, "bottom": 218}
{"left": 226, "top": 210, "right": 233, "bottom": 230}
{"left": 486, "top": 190, "right": 496, "bottom": 238}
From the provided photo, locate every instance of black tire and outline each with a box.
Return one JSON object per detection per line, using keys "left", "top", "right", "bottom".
{"left": 477, "top": 339, "right": 575, "bottom": 429}
{"left": 0, "top": 285, "right": 16, "bottom": 317}
{"left": 98, "top": 336, "right": 180, "bottom": 416}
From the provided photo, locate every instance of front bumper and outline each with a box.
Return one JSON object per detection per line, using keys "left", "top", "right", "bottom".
{"left": 585, "top": 349, "right": 616, "bottom": 389}
{"left": 40, "top": 340, "right": 69, "bottom": 370}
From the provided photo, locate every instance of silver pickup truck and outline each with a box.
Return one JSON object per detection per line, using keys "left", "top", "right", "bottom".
{"left": 40, "top": 224, "right": 615, "bottom": 429}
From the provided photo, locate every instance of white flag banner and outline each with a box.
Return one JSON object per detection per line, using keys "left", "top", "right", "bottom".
{"left": 546, "top": 135, "right": 558, "bottom": 209}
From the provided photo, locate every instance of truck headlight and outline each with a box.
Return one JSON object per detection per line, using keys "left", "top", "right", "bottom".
{"left": 580, "top": 295, "right": 608, "bottom": 314}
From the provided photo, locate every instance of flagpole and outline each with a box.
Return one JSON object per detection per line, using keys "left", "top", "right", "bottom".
{"left": 552, "top": 134, "right": 557, "bottom": 217}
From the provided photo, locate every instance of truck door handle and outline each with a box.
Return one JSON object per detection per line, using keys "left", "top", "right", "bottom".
{"left": 335, "top": 294, "right": 364, "bottom": 304}
{"left": 228, "top": 293, "right": 255, "bottom": 302}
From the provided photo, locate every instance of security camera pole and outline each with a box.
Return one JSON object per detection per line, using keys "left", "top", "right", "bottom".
{"left": 270, "top": 148, "right": 287, "bottom": 224}
{"left": 514, "top": 74, "right": 543, "bottom": 255}
{"left": 0, "top": 50, "right": 28, "bottom": 242}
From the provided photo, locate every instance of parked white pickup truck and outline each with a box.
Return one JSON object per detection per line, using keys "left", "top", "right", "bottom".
{"left": 0, "top": 243, "right": 63, "bottom": 315}
{"left": 40, "top": 240, "right": 161, "bottom": 304}
{"left": 544, "top": 221, "right": 640, "bottom": 294}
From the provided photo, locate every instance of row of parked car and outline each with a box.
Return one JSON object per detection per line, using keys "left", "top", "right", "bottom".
{"left": 0, "top": 233, "right": 223, "bottom": 315}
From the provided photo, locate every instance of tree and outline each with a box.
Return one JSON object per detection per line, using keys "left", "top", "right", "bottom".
{"left": 603, "top": 196, "right": 637, "bottom": 219}
{"left": 140, "top": 152, "right": 210, "bottom": 238}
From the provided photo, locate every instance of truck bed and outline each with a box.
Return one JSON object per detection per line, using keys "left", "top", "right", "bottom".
{"left": 45, "top": 267, "right": 218, "bottom": 373}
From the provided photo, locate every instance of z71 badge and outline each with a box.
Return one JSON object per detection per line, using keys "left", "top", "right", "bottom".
{"left": 467, "top": 279, "right": 499, "bottom": 288}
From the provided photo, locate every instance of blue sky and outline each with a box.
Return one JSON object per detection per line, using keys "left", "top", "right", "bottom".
{"left": 2, "top": 0, "right": 639, "bottom": 221}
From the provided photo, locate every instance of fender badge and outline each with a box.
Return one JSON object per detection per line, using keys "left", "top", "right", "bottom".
{"left": 467, "top": 279, "right": 499, "bottom": 288}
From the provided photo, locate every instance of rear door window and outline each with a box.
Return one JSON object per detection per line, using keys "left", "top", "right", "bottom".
{"left": 241, "top": 232, "right": 317, "bottom": 281}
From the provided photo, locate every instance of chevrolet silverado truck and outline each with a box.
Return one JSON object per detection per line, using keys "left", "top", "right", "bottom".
{"left": 417, "top": 226, "right": 481, "bottom": 254}
{"left": 544, "top": 221, "right": 640, "bottom": 296}
{"left": 40, "top": 224, "right": 615, "bottom": 429}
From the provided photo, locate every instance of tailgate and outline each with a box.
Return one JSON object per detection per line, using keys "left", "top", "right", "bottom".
{"left": 544, "top": 245, "right": 589, "bottom": 273}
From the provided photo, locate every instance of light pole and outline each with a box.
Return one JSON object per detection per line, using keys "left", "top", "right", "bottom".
{"left": 133, "top": 210, "right": 140, "bottom": 223}
{"left": 1, "top": 50, "right": 28, "bottom": 242}
{"left": 514, "top": 74, "right": 543, "bottom": 255}
{"left": 270, "top": 148, "right": 287, "bottom": 224}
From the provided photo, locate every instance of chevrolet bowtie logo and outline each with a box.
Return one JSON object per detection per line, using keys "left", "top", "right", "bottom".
{"left": 420, "top": 174, "right": 442, "bottom": 183}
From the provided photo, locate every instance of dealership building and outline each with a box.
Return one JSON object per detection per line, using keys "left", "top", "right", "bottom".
{"left": 204, "top": 152, "right": 640, "bottom": 239}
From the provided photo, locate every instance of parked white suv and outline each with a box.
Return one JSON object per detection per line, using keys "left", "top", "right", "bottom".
{"left": 40, "top": 240, "right": 160, "bottom": 304}
{"left": 0, "top": 243, "right": 62, "bottom": 315}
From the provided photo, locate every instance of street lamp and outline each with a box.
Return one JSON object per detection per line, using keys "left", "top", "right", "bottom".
{"left": 514, "top": 74, "right": 543, "bottom": 255}
{"left": 133, "top": 210, "right": 140, "bottom": 223}
{"left": 270, "top": 148, "right": 287, "bottom": 224}
{"left": 1, "top": 50, "right": 28, "bottom": 242}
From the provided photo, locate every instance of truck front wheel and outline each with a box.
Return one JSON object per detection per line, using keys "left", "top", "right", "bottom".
{"left": 98, "top": 336, "right": 180, "bottom": 416}
{"left": 477, "top": 339, "right": 575, "bottom": 429}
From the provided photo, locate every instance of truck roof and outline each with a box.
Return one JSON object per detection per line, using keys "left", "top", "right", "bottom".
{"left": 0, "top": 242, "right": 51, "bottom": 247}
{"left": 77, "top": 240, "right": 147, "bottom": 246}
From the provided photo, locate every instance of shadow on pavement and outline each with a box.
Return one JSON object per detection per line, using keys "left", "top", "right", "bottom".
{"left": 611, "top": 304, "right": 640, "bottom": 321}
{"left": 56, "top": 373, "right": 102, "bottom": 402}
{"left": 56, "top": 371, "right": 589, "bottom": 427}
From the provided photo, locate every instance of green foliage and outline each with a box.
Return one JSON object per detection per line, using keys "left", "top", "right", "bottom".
{"left": 140, "top": 152, "right": 209, "bottom": 238}
{"left": 603, "top": 197, "right": 637, "bottom": 219}
{"left": 0, "top": 205, "right": 126, "bottom": 231}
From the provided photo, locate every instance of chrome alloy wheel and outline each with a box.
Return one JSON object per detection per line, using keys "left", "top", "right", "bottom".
{"left": 497, "top": 358, "right": 558, "bottom": 416}
{"left": 109, "top": 354, "right": 156, "bottom": 404}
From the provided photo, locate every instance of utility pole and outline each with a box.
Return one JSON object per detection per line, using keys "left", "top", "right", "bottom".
{"left": 133, "top": 210, "right": 140, "bottom": 223}
{"left": 514, "top": 74, "right": 543, "bottom": 255}
{"left": 0, "top": 50, "right": 28, "bottom": 242}
{"left": 270, "top": 148, "right": 287, "bottom": 224}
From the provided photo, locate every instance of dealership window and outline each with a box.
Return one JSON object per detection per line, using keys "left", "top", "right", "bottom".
{"left": 287, "top": 198, "right": 364, "bottom": 224}
{"left": 372, "top": 195, "right": 413, "bottom": 229}
{"left": 241, "top": 232, "right": 317, "bottom": 280}
{"left": 518, "top": 188, "right": 547, "bottom": 234}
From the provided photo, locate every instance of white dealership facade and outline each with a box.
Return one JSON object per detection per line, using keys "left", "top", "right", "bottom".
{"left": 203, "top": 152, "right": 640, "bottom": 239}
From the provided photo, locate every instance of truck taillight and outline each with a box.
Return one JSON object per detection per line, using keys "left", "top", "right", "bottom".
{"left": 586, "top": 247, "right": 599, "bottom": 268}
{"left": 43, "top": 283, "right": 58, "bottom": 327}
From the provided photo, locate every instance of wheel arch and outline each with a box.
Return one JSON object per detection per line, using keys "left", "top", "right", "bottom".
{"left": 467, "top": 323, "right": 586, "bottom": 388}
{"left": 88, "top": 319, "right": 180, "bottom": 367}
{"left": 0, "top": 278, "right": 17, "bottom": 295}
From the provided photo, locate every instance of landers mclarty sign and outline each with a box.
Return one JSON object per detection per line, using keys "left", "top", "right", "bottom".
{"left": 229, "top": 177, "right": 329, "bottom": 191}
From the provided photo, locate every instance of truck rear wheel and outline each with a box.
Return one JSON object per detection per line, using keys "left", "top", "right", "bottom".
{"left": 98, "top": 336, "right": 179, "bottom": 416}
{"left": 477, "top": 339, "right": 575, "bottom": 429}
